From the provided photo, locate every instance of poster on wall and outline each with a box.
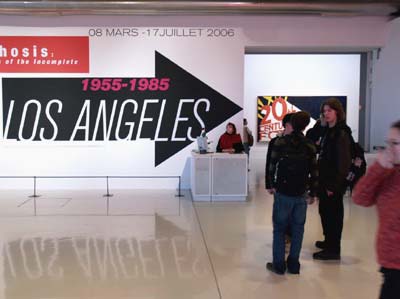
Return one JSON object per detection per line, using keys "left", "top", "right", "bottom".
{"left": 0, "top": 27, "right": 244, "bottom": 184}
{"left": 257, "top": 96, "right": 347, "bottom": 142}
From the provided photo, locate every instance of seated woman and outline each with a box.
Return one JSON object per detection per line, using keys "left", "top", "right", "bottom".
{"left": 216, "top": 122, "right": 244, "bottom": 153}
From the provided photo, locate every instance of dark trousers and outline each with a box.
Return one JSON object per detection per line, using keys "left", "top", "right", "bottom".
{"left": 380, "top": 268, "right": 400, "bottom": 299}
{"left": 318, "top": 191, "right": 344, "bottom": 254}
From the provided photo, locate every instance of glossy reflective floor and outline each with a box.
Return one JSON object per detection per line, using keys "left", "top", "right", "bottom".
{"left": 0, "top": 156, "right": 381, "bottom": 299}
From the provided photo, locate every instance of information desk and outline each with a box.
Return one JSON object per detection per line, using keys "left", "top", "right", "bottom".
{"left": 190, "top": 152, "right": 248, "bottom": 201}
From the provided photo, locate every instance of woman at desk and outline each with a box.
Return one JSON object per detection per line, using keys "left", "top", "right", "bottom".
{"left": 216, "top": 122, "right": 244, "bottom": 153}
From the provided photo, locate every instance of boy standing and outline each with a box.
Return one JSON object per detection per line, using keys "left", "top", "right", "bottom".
{"left": 266, "top": 111, "right": 318, "bottom": 274}
{"left": 265, "top": 113, "right": 294, "bottom": 190}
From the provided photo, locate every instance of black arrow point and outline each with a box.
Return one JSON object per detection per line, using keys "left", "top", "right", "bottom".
{"left": 154, "top": 52, "right": 242, "bottom": 167}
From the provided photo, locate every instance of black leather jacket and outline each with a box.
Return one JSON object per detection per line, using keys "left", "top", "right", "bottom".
{"left": 318, "top": 121, "right": 352, "bottom": 195}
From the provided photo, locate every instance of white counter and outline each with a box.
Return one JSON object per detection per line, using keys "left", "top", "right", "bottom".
{"left": 190, "top": 152, "right": 248, "bottom": 201}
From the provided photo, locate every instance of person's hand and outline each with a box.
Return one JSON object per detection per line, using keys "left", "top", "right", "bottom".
{"left": 327, "top": 190, "right": 334, "bottom": 197}
{"left": 306, "top": 196, "right": 317, "bottom": 205}
{"left": 354, "top": 157, "right": 363, "bottom": 167}
{"left": 267, "top": 188, "right": 276, "bottom": 195}
{"left": 377, "top": 149, "right": 394, "bottom": 169}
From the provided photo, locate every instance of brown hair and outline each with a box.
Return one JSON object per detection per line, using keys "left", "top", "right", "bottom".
{"left": 391, "top": 120, "right": 400, "bottom": 130}
{"left": 291, "top": 111, "right": 311, "bottom": 132}
{"left": 226, "top": 122, "right": 237, "bottom": 135}
{"left": 282, "top": 113, "right": 294, "bottom": 127}
{"left": 320, "top": 97, "right": 346, "bottom": 122}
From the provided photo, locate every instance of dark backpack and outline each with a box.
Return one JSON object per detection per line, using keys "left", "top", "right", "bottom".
{"left": 346, "top": 139, "right": 367, "bottom": 191}
{"left": 248, "top": 132, "right": 254, "bottom": 146}
{"left": 275, "top": 136, "right": 310, "bottom": 196}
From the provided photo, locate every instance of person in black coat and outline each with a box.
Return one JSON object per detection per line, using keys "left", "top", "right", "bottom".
{"left": 313, "top": 98, "right": 352, "bottom": 261}
{"left": 266, "top": 111, "right": 318, "bottom": 275}
{"left": 265, "top": 113, "right": 295, "bottom": 191}
{"left": 265, "top": 113, "right": 295, "bottom": 246}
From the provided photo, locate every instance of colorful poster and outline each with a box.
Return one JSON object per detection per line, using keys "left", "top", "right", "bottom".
{"left": 257, "top": 96, "right": 347, "bottom": 142}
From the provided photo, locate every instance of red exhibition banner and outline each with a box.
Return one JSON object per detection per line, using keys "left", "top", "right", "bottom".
{"left": 0, "top": 36, "right": 89, "bottom": 73}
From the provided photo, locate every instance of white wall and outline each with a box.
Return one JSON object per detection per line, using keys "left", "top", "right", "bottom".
{"left": 244, "top": 54, "right": 361, "bottom": 157}
{"left": 0, "top": 15, "right": 388, "bottom": 49}
{"left": 370, "top": 18, "right": 400, "bottom": 148}
{"left": 0, "top": 14, "right": 392, "bottom": 189}
{"left": 0, "top": 26, "right": 244, "bottom": 190}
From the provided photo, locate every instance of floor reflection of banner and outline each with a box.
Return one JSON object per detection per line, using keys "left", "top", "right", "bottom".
{"left": 4, "top": 236, "right": 209, "bottom": 298}
{"left": 257, "top": 96, "right": 347, "bottom": 142}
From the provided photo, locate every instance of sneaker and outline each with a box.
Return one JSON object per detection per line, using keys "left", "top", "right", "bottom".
{"left": 266, "top": 262, "right": 285, "bottom": 275}
{"left": 312, "top": 250, "right": 341, "bottom": 261}
{"left": 315, "top": 240, "right": 326, "bottom": 249}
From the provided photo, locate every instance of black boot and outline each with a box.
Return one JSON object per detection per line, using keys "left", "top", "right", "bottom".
{"left": 315, "top": 240, "right": 327, "bottom": 249}
{"left": 286, "top": 257, "right": 300, "bottom": 274}
{"left": 266, "top": 262, "right": 285, "bottom": 275}
{"left": 313, "top": 250, "right": 341, "bottom": 261}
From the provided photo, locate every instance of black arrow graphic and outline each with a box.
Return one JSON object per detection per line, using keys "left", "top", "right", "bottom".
{"left": 153, "top": 51, "right": 242, "bottom": 166}
{"left": 2, "top": 52, "right": 242, "bottom": 166}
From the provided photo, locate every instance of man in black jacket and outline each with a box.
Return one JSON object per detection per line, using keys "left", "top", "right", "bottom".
{"left": 313, "top": 98, "right": 352, "bottom": 261}
{"left": 266, "top": 111, "right": 318, "bottom": 275}
{"left": 265, "top": 113, "right": 294, "bottom": 190}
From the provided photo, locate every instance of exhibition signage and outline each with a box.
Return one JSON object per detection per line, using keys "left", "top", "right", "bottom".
{"left": 0, "top": 28, "right": 243, "bottom": 175}
{"left": 2, "top": 52, "right": 241, "bottom": 166}
{"left": 0, "top": 36, "right": 89, "bottom": 73}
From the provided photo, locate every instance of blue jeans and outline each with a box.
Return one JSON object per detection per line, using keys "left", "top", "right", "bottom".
{"left": 272, "top": 192, "right": 307, "bottom": 271}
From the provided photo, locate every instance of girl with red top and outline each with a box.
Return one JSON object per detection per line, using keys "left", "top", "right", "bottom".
{"left": 353, "top": 120, "right": 400, "bottom": 299}
{"left": 216, "top": 122, "right": 244, "bottom": 153}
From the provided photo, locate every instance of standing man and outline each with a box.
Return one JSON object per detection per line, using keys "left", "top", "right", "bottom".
{"left": 242, "top": 118, "right": 252, "bottom": 156}
{"left": 266, "top": 111, "right": 318, "bottom": 275}
{"left": 266, "top": 113, "right": 295, "bottom": 247}
{"left": 243, "top": 118, "right": 253, "bottom": 170}
{"left": 313, "top": 98, "right": 352, "bottom": 260}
